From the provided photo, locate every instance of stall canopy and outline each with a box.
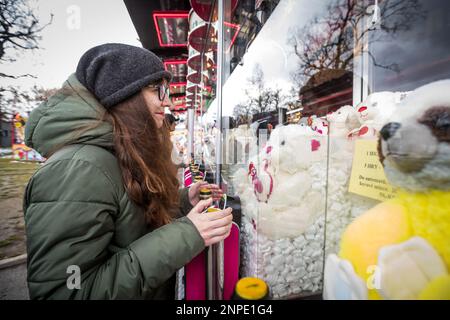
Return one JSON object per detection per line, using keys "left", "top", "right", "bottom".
{"left": 124, "top": 0, "right": 191, "bottom": 113}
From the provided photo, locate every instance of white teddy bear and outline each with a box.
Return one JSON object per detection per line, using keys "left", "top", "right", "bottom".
{"left": 234, "top": 124, "right": 329, "bottom": 298}
{"left": 310, "top": 116, "right": 329, "bottom": 136}
{"left": 326, "top": 104, "right": 361, "bottom": 156}
{"left": 348, "top": 91, "right": 408, "bottom": 140}
{"left": 326, "top": 105, "right": 361, "bottom": 137}
{"left": 234, "top": 124, "right": 327, "bottom": 238}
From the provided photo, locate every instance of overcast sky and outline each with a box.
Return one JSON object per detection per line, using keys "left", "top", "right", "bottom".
{"left": 205, "top": 0, "right": 327, "bottom": 119}
{"left": 1, "top": 0, "right": 141, "bottom": 91}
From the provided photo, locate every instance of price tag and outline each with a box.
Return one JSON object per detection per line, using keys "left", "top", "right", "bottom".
{"left": 348, "top": 140, "right": 397, "bottom": 201}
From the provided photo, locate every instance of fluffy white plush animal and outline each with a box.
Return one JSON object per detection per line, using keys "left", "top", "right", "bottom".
{"left": 326, "top": 105, "right": 361, "bottom": 137}
{"left": 326, "top": 105, "right": 362, "bottom": 155}
{"left": 233, "top": 124, "right": 328, "bottom": 239}
{"left": 268, "top": 125, "right": 326, "bottom": 174}
{"left": 310, "top": 117, "right": 329, "bottom": 135}
{"left": 348, "top": 91, "right": 408, "bottom": 140}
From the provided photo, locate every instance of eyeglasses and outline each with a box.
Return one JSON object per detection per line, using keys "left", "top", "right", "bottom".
{"left": 147, "top": 84, "right": 170, "bottom": 101}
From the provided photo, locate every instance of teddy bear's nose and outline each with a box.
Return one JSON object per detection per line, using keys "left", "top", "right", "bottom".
{"left": 380, "top": 122, "right": 401, "bottom": 140}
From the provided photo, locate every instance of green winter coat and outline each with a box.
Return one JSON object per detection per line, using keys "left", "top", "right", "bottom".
{"left": 23, "top": 74, "right": 205, "bottom": 299}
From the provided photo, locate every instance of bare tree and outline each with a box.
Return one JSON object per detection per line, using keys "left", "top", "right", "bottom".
{"left": 0, "top": 0, "right": 53, "bottom": 79}
{"left": 233, "top": 63, "right": 290, "bottom": 124}
{"left": 0, "top": 85, "right": 57, "bottom": 122}
{"left": 246, "top": 63, "right": 279, "bottom": 114}
{"left": 0, "top": 0, "right": 53, "bottom": 140}
{"left": 288, "top": 0, "right": 423, "bottom": 86}
{"left": 268, "top": 87, "right": 285, "bottom": 112}
{"left": 233, "top": 101, "right": 254, "bottom": 125}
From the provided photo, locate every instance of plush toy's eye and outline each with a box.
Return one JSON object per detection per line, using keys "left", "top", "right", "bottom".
{"left": 281, "top": 140, "right": 286, "bottom": 146}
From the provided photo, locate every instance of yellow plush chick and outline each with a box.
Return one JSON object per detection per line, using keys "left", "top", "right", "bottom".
{"left": 340, "top": 191, "right": 450, "bottom": 300}
{"left": 324, "top": 80, "right": 450, "bottom": 300}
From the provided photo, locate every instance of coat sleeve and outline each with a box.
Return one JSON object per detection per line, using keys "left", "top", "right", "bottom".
{"left": 178, "top": 187, "right": 194, "bottom": 216}
{"left": 24, "top": 158, "right": 204, "bottom": 300}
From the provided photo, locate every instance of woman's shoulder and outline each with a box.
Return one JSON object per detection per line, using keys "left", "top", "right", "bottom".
{"left": 23, "top": 144, "right": 127, "bottom": 214}
{"left": 38, "top": 144, "right": 124, "bottom": 194}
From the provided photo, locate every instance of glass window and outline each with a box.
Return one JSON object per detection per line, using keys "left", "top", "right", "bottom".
{"left": 199, "top": 0, "right": 449, "bottom": 300}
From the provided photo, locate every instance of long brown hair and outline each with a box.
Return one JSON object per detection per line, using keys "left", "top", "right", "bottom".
{"left": 104, "top": 91, "right": 180, "bottom": 228}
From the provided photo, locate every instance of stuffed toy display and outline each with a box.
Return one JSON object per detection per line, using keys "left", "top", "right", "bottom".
{"left": 324, "top": 80, "right": 450, "bottom": 300}
{"left": 234, "top": 124, "right": 328, "bottom": 298}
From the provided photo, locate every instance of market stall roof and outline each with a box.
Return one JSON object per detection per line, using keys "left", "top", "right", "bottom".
{"left": 124, "top": 0, "right": 190, "bottom": 56}
{"left": 124, "top": 0, "right": 193, "bottom": 108}
{"left": 152, "top": 12, "right": 189, "bottom": 47}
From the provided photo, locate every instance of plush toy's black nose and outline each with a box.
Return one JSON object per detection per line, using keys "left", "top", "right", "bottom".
{"left": 380, "top": 122, "right": 401, "bottom": 140}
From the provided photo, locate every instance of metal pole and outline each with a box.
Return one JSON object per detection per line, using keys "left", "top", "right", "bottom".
{"left": 187, "top": 108, "right": 195, "bottom": 162}
{"left": 215, "top": 0, "right": 224, "bottom": 190}
{"left": 200, "top": 55, "right": 204, "bottom": 121}
{"left": 207, "top": 0, "right": 225, "bottom": 301}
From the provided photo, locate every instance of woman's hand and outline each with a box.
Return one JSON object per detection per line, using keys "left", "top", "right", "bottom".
{"left": 188, "top": 181, "right": 224, "bottom": 206}
{"left": 186, "top": 198, "right": 233, "bottom": 247}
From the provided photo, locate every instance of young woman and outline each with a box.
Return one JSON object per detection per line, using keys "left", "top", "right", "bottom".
{"left": 23, "top": 43, "right": 232, "bottom": 299}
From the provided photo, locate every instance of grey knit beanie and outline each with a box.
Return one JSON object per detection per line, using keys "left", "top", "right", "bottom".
{"left": 75, "top": 43, "right": 172, "bottom": 108}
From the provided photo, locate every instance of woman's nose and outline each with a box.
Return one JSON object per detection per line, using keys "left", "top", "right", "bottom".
{"left": 163, "top": 93, "right": 174, "bottom": 110}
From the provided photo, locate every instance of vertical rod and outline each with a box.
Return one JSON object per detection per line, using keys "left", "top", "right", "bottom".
{"left": 187, "top": 108, "right": 195, "bottom": 162}
{"left": 215, "top": 0, "right": 224, "bottom": 186}
{"left": 207, "top": 0, "right": 225, "bottom": 301}
{"left": 200, "top": 55, "right": 205, "bottom": 163}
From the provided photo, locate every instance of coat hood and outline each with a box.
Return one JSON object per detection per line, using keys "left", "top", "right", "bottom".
{"left": 25, "top": 74, "right": 114, "bottom": 157}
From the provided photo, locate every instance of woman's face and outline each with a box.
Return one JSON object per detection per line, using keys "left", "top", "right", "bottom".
{"left": 142, "top": 82, "right": 172, "bottom": 129}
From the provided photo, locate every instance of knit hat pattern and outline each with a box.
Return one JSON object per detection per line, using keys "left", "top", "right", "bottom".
{"left": 76, "top": 43, "right": 172, "bottom": 108}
